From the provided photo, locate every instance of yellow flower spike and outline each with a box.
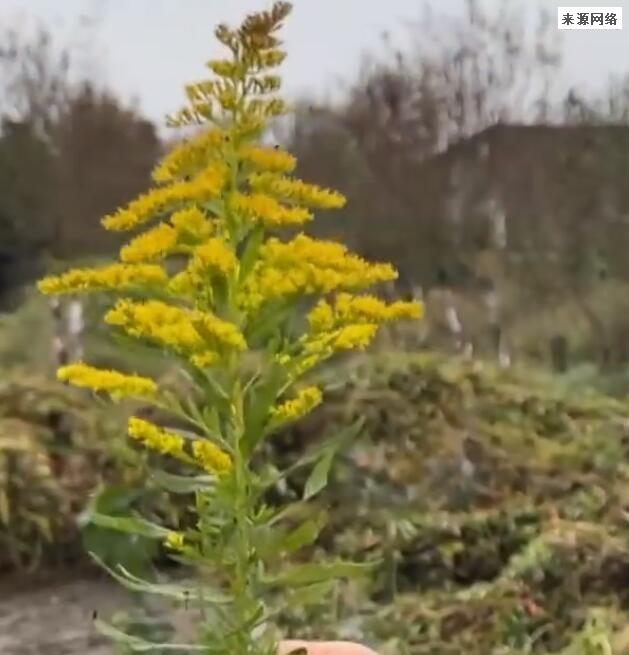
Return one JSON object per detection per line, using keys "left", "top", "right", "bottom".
{"left": 192, "top": 311, "right": 247, "bottom": 350}
{"left": 329, "top": 293, "right": 424, "bottom": 327}
{"left": 301, "top": 323, "right": 379, "bottom": 358}
{"left": 105, "top": 299, "right": 246, "bottom": 356}
{"left": 167, "top": 270, "right": 199, "bottom": 297}
{"left": 38, "top": 264, "right": 167, "bottom": 295}
{"left": 191, "top": 238, "right": 238, "bottom": 277}
{"left": 291, "top": 354, "right": 321, "bottom": 379}
{"left": 270, "top": 386, "right": 322, "bottom": 423}
{"left": 105, "top": 299, "right": 204, "bottom": 353}
{"left": 191, "top": 440, "right": 232, "bottom": 475}
{"left": 249, "top": 173, "right": 346, "bottom": 209}
{"left": 238, "top": 145, "right": 296, "bottom": 174}
{"left": 238, "top": 235, "right": 400, "bottom": 309}
{"left": 57, "top": 364, "right": 157, "bottom": 400}
{"left": 231, "top": 192, "right": 312, "bottom": 228}
{"left": 153, "top": 129, "right": 226, "bottom": 184}
{"left": 306, "top": 300, "right": 335, "bottom": 333}
{"left": 331, "top": 324, "right": 378, "bottom": 350}
{"left": 164, "top": 531, "right": 185, "bottom": 551}
{"left": 120, "top": 223, "right": 178, "bottom": 263}
{"left": 249, "top": 74, "right": 282, "bottom": 95}
{"left": 239, "top": 1, "right": 291, "bottom": 40}
{"left": 128, "top": 417, "right": 189, "bottom": 461}
{"left": 174, "top": 162, "right": 229, "bottom": 203}
{"left": 249, "top": 49, "right": 286, "bottom": 70}
{"left": 102, "top": 186, "right": 175, "bottom": 231}
{"left": 218, "top": 89, "right": 238, "bottom": 111}
{"left": 103, "top": 163, "right": 227, "bottom": 232}
{"left": 170, "top": 207, "right": 214, "bottom": 239}
{"left": 206, "top": 59, "right": 242, "bottom": 79}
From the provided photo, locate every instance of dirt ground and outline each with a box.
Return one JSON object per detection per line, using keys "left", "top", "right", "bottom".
{"left": 0, "top": 570, "right": 132, "bottom": 655}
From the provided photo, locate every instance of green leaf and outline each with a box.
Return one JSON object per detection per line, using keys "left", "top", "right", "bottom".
{"left": 252, "top": 512, "right": 327, "bottom": 562}
{"left": 239, "top": 224, "right": 265, "bottom": 283}
{"left": 304, "top": 448, "right": 335, "bottom": 500}
{"left": 262, "top": 560, "right": 376, "bottom": 588}
{"left": 242, "top": 364, "right": 287, "bottom": 453}
{"left": 94, "top": 619, "right": 207, "bottom": 652}
{"left": 202, "top": 406, "right": 221, "bottom": 433}
{"left": 287, "top": 580, "right": 337, "bottom": 606}
{"left": 149, "top": 470, "right": 216, "bottom": 494}
{"left": 254, "top": 416, "right": 365, "bottom": 502}
{"left": 201, "top": 370, "right": 231, "bottom": 403}
{"left": 281, "top": 513, "right": 328, "bottom": 554}
{"left": 246, "top": 301, "right": 293, "bottom": 347}
{"left": 305, "top": 417, "right": 364, "bottom": 501}
{"left": 79, "top": 487, "right": 158, "bottom": 577}
{"left": 91, "top": 555, "right": 230, "bottom": 605}
{"left": 89, "top": 513, "right": 171, "bottom": 539}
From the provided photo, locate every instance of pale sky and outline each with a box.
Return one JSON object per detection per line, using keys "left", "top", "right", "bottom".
{"left": 1, "top": 0, "right": 629, "bottom": 127}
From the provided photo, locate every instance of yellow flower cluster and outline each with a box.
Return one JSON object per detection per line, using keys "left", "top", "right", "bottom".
{"left": 274, "top": 352, "right": 322, "bottom": 380}
{"left": 230, "top": 192, "right": 312, "bottom": 227}
{"left": 105, "top": 299, "right": 246, "bottom": 365}
{"left": 270, "top": 386, "right": 322, "bottom": 423}
{"left": 164, "top": 235, "right": 237, "bottom": 298}
{"left": 307, "top": 293, "right": 423, "bottom": 333}
{"left": 191, "top": 439, "right": 233, "bottom": 475}
{"left": 120, "top": 208, "right": 215, "bottom": 264}
{"left": 300, "top": 324, "right": 379, "bottom": 358}
{"left": 239, "top": 234, "right": 398, "bottom": 309}
{"left": 127, "top": 416, "right": 231, "bottom": 476}
{"left": 171, "top": 207, "right": 215, "bottom": 239}
{"left": 243, "top": 48, "right": 286, "bottom": 72}
{"left": 127, "top": 417, "right": 188, "bottom": 460}
{"left": 167, "top": 237, "right": 236, "bottom": 298}
{"left": 38, "top": 263, "right": 167, "bottom": 295}
{"left": 120, "top": 223, "right": 178, "bottom": 263}
{"left": 206, "top": 59, "right": 242, "bottom": 78}
{"left": 152, "top": 129, "right": 226, "bottom": 183}
{"left": 238, "top": 145, "right": 296, "bottom": 173}
{"left": 164, "top": 531, "right": 185, "bottom": 550}
{"left": 249, "top": 173, "right": 346, "bottom": 209}
{"left": 191, "top": 238, "right": 238, "bottom": 276}
{"left": 57, "top": 364, "right": 157, "bottom": 400}
{"left": 102, "top": 163, "right": 227, "bottom": 232}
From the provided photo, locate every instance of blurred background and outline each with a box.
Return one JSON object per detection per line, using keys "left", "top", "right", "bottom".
{"left": 4, "top": 1, "right": 629, "bottom": 654}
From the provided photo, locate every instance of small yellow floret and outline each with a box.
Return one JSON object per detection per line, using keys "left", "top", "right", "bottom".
{"left": 164, "top": 531, "right": 185, "bottom": 550}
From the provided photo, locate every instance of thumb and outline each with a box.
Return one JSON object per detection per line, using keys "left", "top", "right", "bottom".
{"left": 279, "top": 640, "right": 379, "bottom": 655}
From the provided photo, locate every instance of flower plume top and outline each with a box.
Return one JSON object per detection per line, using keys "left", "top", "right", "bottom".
{"left": 38, "top": 1, "right": 422, "bottom": 445}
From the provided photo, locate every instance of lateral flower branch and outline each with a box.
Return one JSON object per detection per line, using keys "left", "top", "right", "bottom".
{"left": 38, "top": 2, "right": 422, "bottom": 653}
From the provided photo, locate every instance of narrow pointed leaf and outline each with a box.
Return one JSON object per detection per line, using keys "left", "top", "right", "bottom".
{"left": 149, "top": 470, "right": 216, "bottom": 494}
{"left": 94, "top": 620, "right": 207, "bottom": 652}
{"left": 262, "top": 560, "right": 377, "bottom": 588}
{"left": 89, "top": 513, "right": 170, "bottom": 539}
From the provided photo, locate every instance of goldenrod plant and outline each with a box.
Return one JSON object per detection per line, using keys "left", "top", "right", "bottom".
{"left": 38, "top": 3, "right": 422, "bottom": 653}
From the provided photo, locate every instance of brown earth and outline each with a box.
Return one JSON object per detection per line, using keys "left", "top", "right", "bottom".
{"left": 0, "top": 570, "right": 130, "bottom": 655}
